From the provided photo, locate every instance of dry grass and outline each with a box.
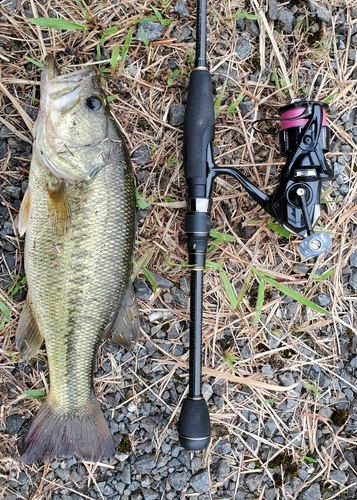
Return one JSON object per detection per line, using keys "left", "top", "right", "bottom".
{"left": 0, "top": 0, "right": 357, "bottom": 498}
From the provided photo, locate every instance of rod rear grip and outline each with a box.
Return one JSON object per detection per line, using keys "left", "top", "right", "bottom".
{"left": 178, "top": 396, "right": 211, "bottom": 450}
{"left": 183, "top": 69, "right": 215, "bottom": 195}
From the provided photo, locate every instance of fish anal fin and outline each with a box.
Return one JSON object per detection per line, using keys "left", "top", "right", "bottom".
{"left": 16, "top": 299, "right": 43, "bottom": 360}
{"left": 110, "top": 283, "right": 140, "bottom": 348}
{"left": 21, "top": 393, "right": 115, "bottom": 464}
{"left": 17, "top": 188, "right": 31, "bottom": 237}
{"left": 47, "top": 181, "right": 70, "bottom": 234}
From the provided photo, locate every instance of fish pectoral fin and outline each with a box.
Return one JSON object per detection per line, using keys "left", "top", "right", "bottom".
{"left": 110, "top": 282, "right": 140, "bottom": 348}
{"left": 15, "top": 299, "right": 43, "bottom": 360}
{"left": 17, "top": 188, "right": 31, "bottom": 237}
{"left": 47, "top": 181, "right": 70, "bottom": 234}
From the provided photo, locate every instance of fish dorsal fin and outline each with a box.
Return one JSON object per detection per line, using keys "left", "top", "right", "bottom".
{"left": 16, "top": 299, "right": 44, "bottom": 360}
{"left": 47, "top": 180, "right": 71, "bottom": 234}
{"left": 109, "top": 282, "right": 140, "bottom": 348}
{"left": 17, "top": 188, "right": 31, "bottom": 237}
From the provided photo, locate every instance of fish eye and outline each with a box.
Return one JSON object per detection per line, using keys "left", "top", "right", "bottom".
{"left": 86, "top": 96, "right": 102, "bottom": 111}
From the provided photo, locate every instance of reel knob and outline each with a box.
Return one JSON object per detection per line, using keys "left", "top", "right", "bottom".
{"left": 298, "top": 232, "right": 332, "bottom": 258}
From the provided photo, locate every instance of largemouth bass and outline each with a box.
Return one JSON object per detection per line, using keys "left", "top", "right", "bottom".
{"left": 16, "top": 55, "right": 139, "bottom": 464}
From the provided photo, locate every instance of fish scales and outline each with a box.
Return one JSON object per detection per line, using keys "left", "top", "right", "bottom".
{"left": 16, "top": 55, "right": 138, "bottom": 463}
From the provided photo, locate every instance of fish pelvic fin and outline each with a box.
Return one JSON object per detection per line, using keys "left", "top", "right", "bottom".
{"left": 16, "top": 299, "right": 44, "bottom": 360}
{"left": 47, "top": 180, "right": 71, "bottom": 234}
{"left": 17, "top": 188, "right": 31, "bottom": 237}
{"left": 110, "top": 282, "right": 140, "bottom": 348}
{"left": 21, "top": 393, "right": 115, "bottom": 464}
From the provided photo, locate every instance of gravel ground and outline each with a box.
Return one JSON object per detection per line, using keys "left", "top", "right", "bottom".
{"left": 1, "top": 0, "right": 357, "bottom": 499}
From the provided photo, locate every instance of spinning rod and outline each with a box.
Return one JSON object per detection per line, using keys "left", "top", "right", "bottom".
{"left": 177, "top": 0, "right": 333, "bottom": 451}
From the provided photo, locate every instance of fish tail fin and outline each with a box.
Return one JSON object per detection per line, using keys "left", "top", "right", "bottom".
{"left": 21, "top": 393, "right": 115, "bottom": 464}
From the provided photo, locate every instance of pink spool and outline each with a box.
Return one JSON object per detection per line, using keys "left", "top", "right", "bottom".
{"left": 280, "top": 105, "right": 327, "bottom": 130}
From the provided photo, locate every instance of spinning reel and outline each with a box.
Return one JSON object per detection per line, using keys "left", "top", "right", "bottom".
{"left": 210, "top": 99, "right": 334, "bottom": 258}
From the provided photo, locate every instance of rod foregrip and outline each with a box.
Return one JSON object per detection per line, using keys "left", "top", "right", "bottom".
{"left": 183, "top": 69, "right": 215, "bottom": 198}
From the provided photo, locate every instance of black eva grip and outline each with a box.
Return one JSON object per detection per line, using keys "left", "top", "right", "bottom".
{"left": 183, "top": 70, "right": 215, "bottom": 197}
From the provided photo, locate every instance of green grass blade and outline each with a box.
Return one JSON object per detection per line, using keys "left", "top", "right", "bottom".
{"left": 267, "top": 220, "right": 291, "bottom": 238}
{"left": 21, "top": 389, "right": 46, "bottom": 398}
{"left": 236, "top": 271, "right": 252, "bottom": 309}
{"left": 143, "top": 268, "right": 157, "bottom": 293}
{"left": 24, "top": 56, "right": 43, "bottom": 68}
{"left": 135, "top": 189, "right": 151, "bottom": 209}
{"left": 111, "top": 45, "right": 120, "bottom": 71}
{"left": 262, "top": 275, "right": 330, "bottom": 315}
{"left": 227, "top": 91, "right": 245, "bottom": 114}
{"left": 103, "top": 27, "right": 118, "bottom": 37}
{"left": 132, "top": 250, "right": 153, "bottom": 279}
{"left": 28, "top": 18, "right": 88, "bottom": 30}
{"left": 167, "top": 69, "right": 181, "bottom": 85}
{"left": 254, "top": 278, "right": 265, "bottom": 323}
{"left": 121, "top": 28, "right": 133, "bottom": 63}
{"left": 205, "top": 260, "right": 221, "bottom": 270}
{"left": 219, "top": 267, "right": 238, "bottom": 310}
{"left": 214, "top": 84, "right": 225, "bottom": 118}
{"left": 0, "top": 302, "right": 10, "bottom": 320}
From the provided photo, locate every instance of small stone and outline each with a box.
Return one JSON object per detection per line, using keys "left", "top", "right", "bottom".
{"left": 261, "top": 364, "right": 274, "bottom": 379}
{"left": 151, "top": 272, "right": 174, "bottom": 289}
{"left": 56, "top": 468, "right": 69, "bottom": 481}
{"left": 329, "top": 470, "right": 347, "bottom": 485}
{"left": 179, "top": 276, "right": 190, "bottom": 294}
{"left": 136, "top": 22, "right": 165, "bottom": 42}
{"left": 239, "top": 100, "right": 255, "bottom": 119}
{"left": 6, "top": 415, "right": 25, "bottom": 435}
{"left": 349, "top": 272, "right": 357, "bottom": 290}
{"left": 298, "top": 468, "right": 309, "bottom": 481}
{"left": 314, "top": 293, "right": 331, "bottom": 307}
{"left": 4, "top": 186, "right": 21, "bottom": 199}
{"left": 174, "top": 0, "right": 188, "bottom": 17}
{"left": 134, "top": 278, "right": 152, "bottom": 301}
{"left": 134, "top": 453, "right": 156, "bottom": 473}
{"left": 333, "top": 161, "right": 345, "bottom": 176}
{"left": 277, "top": 8, "right": 295, "bottom": 33}
{"left": 202, "top": 382, "right": 213, "bottom": 401}
{"left": 0, "top": 139, "right": 7, "bottom": 159}
{"left": 214, "top": 440, "right": 231, "bottom": 455}
{"left": 171, "top": 286, "right": 187, "bottom": 306}
{"left": 131, "top": 145, "right": 151, "bottom": 165}
{"left": 178, "top": 450, "right": 190, "bottom": 468}
{"left": 191, "top": 469, "right": 209, "bottom": 493}
{"left": 2, "top": 0, "right": 18, "bottom": 13}
{"left": 245, "top": 473, "right": 262, "bottom": 492}
{"left": 350, "top": 249, "right": 357, "bottom": 267}
{"left": 267, "top": 0, "right": 278, "bottom": 20}
{"left": 235, "top": 38, "right": 251, "bottom": 59}
{"left": 264, "top": 418, "right": 277, "bottom": 438}
{"left": 277, "top": 372, "right": 296, "bottom": 387}
{"left": 141, "top": 488, "right": 159, "bottom": 500}
{"left": 169, "top": 103, "right": 185, "bottom": 126}
{"left": 246, "top": 19, "right": 259, "bottom": 37}
{"left": 307, "top": 0, "right": 332, "bottom": 25}
{"left": 339, "top": 183, "right": 350, "bottom": 196}
{"left": 169, "top": 471, "right": 189, "bottom": 490}
{"left": 298, "top": 483, "right": 321, "bottom": 500}
{"left": 293, "top": 264, "right": 309, "bottom": 274}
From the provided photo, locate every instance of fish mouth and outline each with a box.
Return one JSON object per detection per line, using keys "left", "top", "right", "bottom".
{"left": 44, "top": 55, "right": 60, "bottom": 80}
{"left": 44, "top": 54, "right": 95, "bottom": 83}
